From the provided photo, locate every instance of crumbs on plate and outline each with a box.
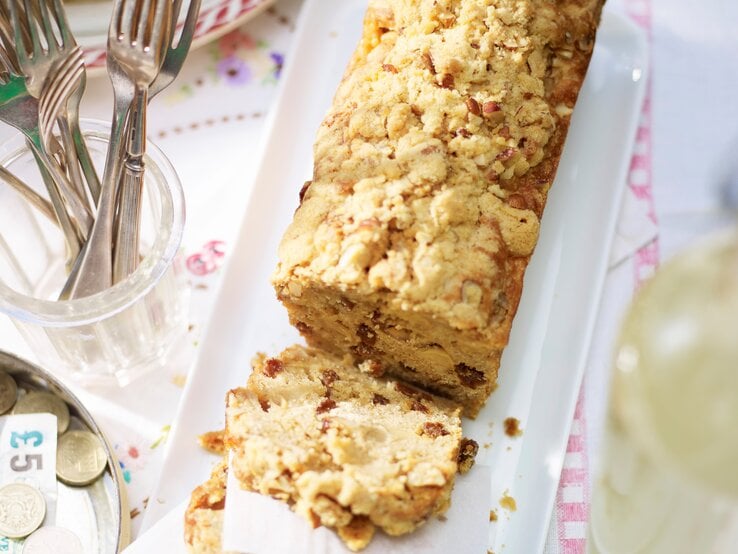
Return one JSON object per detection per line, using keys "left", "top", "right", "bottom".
{"left": 503, "top": 417, "right": 523, "bottom": 437}
{"left": 500, "top": 491, "right": 517, "bottom": 512}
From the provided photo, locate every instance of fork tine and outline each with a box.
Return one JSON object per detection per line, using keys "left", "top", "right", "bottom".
{"left": 50, "top": 0, "right": 73, "bottom": 48}
{"left": 8, "top": 0, "right": 27, "bottom": 66}
{"left": 39, "top": 58, "right": 71, "bottom": 126}
{"left": 36, "top": 0, "right": 59, "bottom": 53}
{"left": 40, "top": 53, "right": 83, "bottom": 146}
{"left": 0, "top": 18, "right": 20, "bottom": 73}
{"left": 149, "top": 0, "right": 169, "bottom": 50}
{"left": 39, "top": 49, "right": 75, "bottom": 111}
{"left": 170, "top": 0, "right": 200, "bottom": 52}
{"left": 41, "top": 65, "right": 82, "bottom": 146}
{"left": 0, "top": 43, "right": 15, "bottom": 74}
{"left": 40, "top": 48, "right": 82, "bottom": 122}
{"left": 122, "top": 0, "right": 138, "bottom": 41}
{"left": 108, "top": 0, "right": 122, "bottom": 40}
{"left": 1, "top": 0, "right": 30, "bottom": 58}
{"left": 20, "top": 0, "right": 41, "bottom": 60}
{"left": 171, "top": 0, "right": 184, "bottom": 26}
{"left": 135, "top": 0, "right": 152, "bottom": 46}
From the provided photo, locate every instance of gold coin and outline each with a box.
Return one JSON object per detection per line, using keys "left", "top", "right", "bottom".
{"left": 0, "top": 370, "right": 17, "bottom": 414}
{"left": 56, "top": 430, "right": 108, "bottom": 487}
{"left": 13, "top": 391, "right": 70, "bottom": 434}
{"left": 0, "top": 482, "right": 46, "bottom": 539}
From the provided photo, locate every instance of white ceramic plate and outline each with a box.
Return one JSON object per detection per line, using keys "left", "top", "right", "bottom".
{"left": 140, "top": 1, "right": 648, "bottom": 551}
{"left": 68, "top": 0, "right": 275, "bottom": 73}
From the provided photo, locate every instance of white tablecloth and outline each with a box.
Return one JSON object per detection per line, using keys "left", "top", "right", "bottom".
{"left": 0, "top": 0, "right": 731, "bottom": 550}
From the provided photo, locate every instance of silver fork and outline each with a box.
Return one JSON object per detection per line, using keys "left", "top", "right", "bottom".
{"left": 10, "top": 0, "right": 100, "bottom": 205}
{"left": 61, "top": 0, "right": 170, "bottom": 299}
{"left": 0, "top": 60, "right": 84, "bottom": 263}
{"left": 112, "top": 0, "right": 200, "bottom": 283}
{"left": 45, "top": 0, "right": 101, "bottom": 203}
{"left": 38, "top": 46, "right": 84, "bottom": 152}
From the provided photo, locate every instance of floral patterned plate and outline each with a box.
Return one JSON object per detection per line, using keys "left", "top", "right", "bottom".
{"left": 67, "top": 0, "right": 276, "bottom": 74}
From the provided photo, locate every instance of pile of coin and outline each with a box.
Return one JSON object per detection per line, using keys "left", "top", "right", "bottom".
{"left": 0, "top": 369, "right": 108, "bottom": 542}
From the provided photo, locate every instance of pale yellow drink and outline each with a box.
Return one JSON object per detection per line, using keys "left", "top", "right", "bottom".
{"left": 589, "top": 232, "right": 738, "bottom": 553}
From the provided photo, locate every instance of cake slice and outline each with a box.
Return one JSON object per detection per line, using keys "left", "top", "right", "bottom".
{"left": 272, "top": 0, "right": 605, "bottom": 416}
{"left": 225, "top": 344, "right": 472, "bottom": 551}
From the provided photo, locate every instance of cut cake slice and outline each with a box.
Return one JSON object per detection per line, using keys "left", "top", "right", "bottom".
{"left": 225, "top": 344, "right": 474, "bottom": 551}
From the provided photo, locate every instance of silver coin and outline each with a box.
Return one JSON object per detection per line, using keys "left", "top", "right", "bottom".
{"left": 22, "top": 526, "right": 83, "bottom": 554}
{"left": 13, "top": 391, "right": 70, "bottom": 434}
{"left": 0, "top": 370, "right": 17, "bottom": 414}
{"left": 0, "top": 483, "right": 45, "bottom": 539}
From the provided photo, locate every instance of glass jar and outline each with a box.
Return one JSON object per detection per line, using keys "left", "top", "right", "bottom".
{"left": 588, "top": 230, "right": 738, "bottom": 553}
{"left": 0, "top": 120, "right": 189, "bottom": 387}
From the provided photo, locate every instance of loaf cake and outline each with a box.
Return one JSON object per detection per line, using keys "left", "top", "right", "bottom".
{"left": 184, "top": 457, "right": 231, "bottom": 554}
{"left": 273, "top": 0, "right": 604, "bottom": 416}
{"left": 225, "top": 345, "right": 471, "bottom": 551}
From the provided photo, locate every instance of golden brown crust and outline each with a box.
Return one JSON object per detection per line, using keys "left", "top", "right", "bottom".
{"left": 273, "top": 0, "right": 604, "bottom": 416}
{"left": 184, "top": 459, "right": 229, "bottom": 554}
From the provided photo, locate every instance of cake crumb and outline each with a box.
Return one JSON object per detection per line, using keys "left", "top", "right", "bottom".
{"left": 489, "top": 509, "right": 497, "bottom": 521}
{"left": 500, "top": 491, "right": 517, "bottom": 512}
{"left": 457, "top": 438, "right": 479, "bottom": 474}
{"left": 503, "top": 417, "right": 523, "bottom": 437}
{"left": 198, "top": 429, "right": 225, "bottom": 455}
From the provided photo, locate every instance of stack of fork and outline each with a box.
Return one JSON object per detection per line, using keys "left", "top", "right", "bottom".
{"left": 0, "top": 0, "right": 200, "bottom": 300}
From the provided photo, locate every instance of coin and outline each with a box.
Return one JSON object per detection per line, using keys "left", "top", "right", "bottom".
{"left": 0, "top": 370, "right": 17, "bottom": 414}
{"left": 0, "top": 482, "right": 45, "bottom": 539}
{"left": 13, "top": 391, "right": 69, "bottom": 434}
{"left": 22, "top": 526, "right": 83, "bottom": 553}
{"left": 56, "top": 430, "right": 107, "bottom": 486}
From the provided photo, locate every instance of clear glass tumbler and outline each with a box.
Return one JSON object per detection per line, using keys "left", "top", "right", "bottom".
{"left": 588, "top": 230, "right": 738, "bottom": 553}
{"left": 0, "top": 120, "right": 190, "bottom": 387}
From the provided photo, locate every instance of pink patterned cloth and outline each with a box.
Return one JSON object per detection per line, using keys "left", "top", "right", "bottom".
{"left": 546, "top": 0, "right": 658, "bottom": 551}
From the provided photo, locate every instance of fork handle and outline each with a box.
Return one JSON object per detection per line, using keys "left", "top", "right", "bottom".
{"left": 68, "top": 106, "right": 102, "bottom": 205}
{"left": 57, "top": 116, "right": 88, "bottom": 208}
{"left": 32, "top": 148, "right": 83, "bottom": 268}
{"left": 112, "top": 85, "right": 148, "bottom": 284}
{"left": 28, "top": 133, "right": 93, "bottom": 240}
{"left": 61, "top": 79, "right": 134, "bottom": 299}
{"left": 113, "top": 156, "right": 144, "bottom": 283}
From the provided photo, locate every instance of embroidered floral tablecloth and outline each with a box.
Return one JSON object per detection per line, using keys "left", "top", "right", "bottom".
{"left": 0, "top": 0, "right": 727, "bottom": 550}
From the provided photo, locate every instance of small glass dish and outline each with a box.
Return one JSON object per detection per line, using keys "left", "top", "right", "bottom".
{"left": 0, "top": 120, "right": 190, "bottom": 387}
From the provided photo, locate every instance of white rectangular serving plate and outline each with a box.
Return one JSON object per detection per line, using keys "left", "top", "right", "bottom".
{"left": 140, "top": 2, "right": 648, "bottom": 552}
